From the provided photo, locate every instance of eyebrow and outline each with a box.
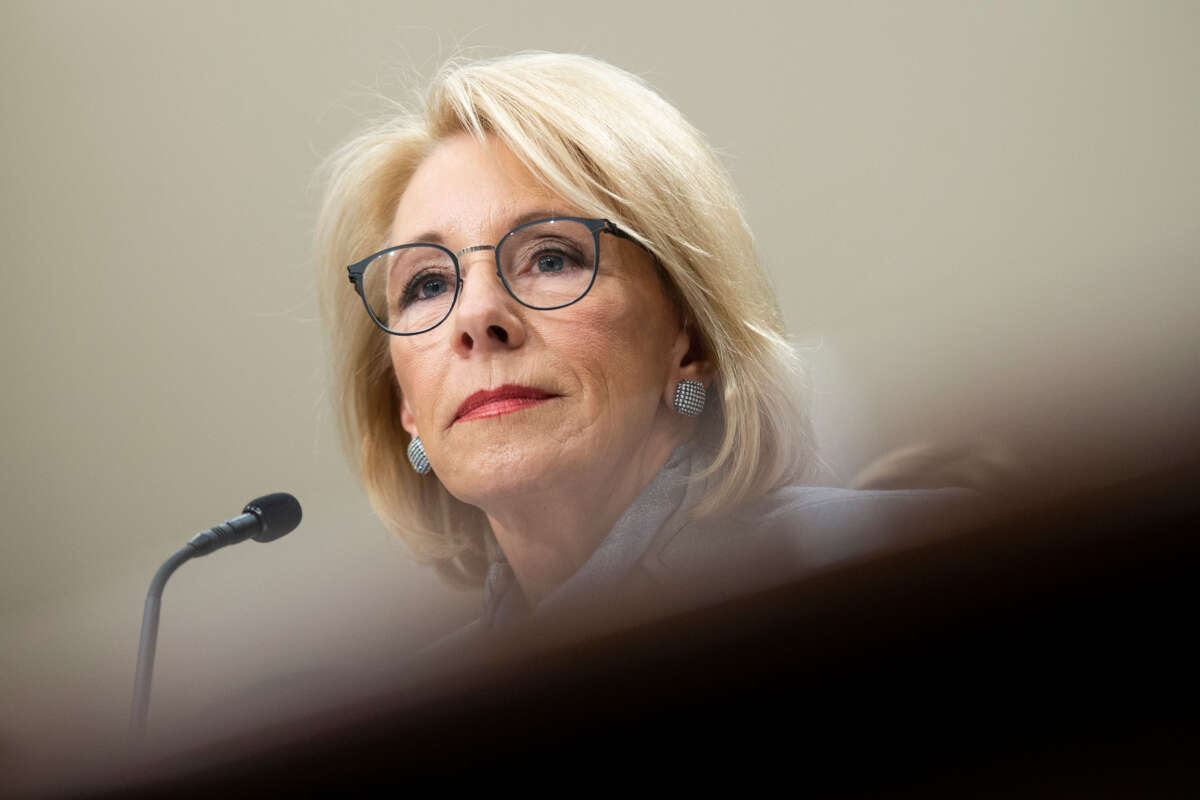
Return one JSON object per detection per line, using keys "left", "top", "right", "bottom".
{"left": 405, "top": 208, "right": 574, "bottom": 246}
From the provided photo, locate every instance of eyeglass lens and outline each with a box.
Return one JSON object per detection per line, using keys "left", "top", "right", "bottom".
{"left": 360, "top": 219, "right": 597, "bottom": 334}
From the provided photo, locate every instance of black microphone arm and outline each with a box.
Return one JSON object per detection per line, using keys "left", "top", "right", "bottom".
{"left": 130, "top": 493, "right": 302, "bottom": 737}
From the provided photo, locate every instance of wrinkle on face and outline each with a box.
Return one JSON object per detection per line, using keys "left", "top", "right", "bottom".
{"left": 387, "top": 133, "right": 685, "bottom": 513}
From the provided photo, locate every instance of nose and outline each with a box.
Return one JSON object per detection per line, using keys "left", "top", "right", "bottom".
{"left": 449, "top": 251, "right": 526, "bottom": 356}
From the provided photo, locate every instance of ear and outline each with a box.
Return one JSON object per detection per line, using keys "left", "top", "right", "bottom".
{"left": 400, "top": 391, "right": 419, "bottom": 438}
{"left": 663, "top": 323, "right": 713, "bottom": 408}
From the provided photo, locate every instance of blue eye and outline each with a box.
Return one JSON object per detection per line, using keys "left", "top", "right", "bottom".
{"left": 536, "top": 254, "right": 565, "bottom": 273}
{"left": 418, "top": 277, "right": 448, "bottom": 297}
{"left": 400, "top": 271, "right": 453, "bottom": 307}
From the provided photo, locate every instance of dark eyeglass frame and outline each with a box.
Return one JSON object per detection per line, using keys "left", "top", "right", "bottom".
{"left": 346, "top": 216, "right": 644, "bottom": 336}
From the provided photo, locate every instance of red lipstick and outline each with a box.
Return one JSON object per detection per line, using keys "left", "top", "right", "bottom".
{"left": 454, "top": 384, "right": 555, "bottom": 423}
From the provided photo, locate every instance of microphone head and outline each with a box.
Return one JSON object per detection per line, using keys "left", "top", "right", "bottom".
{"left": 243, "top": 492, "right": 302, "bottom": 543}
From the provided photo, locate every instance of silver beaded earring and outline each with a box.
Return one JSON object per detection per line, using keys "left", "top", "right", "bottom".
{"left": 673, "top": 379, "right": 706, "bottom": 417}
{"left": 407, "top": 436, "right": 432, "bottom": 475}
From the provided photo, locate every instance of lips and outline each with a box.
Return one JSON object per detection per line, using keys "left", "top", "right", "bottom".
{"left": 453, "top": 384, "right": 556, "bottom": 423}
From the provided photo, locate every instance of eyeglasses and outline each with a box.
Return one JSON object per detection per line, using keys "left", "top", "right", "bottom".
{"left": 347, "top": 216, "right": 642, "bottom": 336}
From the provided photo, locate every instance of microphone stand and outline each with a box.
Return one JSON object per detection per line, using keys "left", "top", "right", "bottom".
{"left": 130, "top": 544, "right": 196, "bottom": 738}
{"left": 128, "top": 493, "right": 301, "bottom": 738}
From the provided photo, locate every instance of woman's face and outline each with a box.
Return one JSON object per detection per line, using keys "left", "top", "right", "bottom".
{"left": 390, "top": 134, "right": 692, "bottom": 509}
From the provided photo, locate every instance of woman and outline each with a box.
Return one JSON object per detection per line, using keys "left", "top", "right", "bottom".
{"left": 318, "top": 53, "right": 974, "bottom": 633}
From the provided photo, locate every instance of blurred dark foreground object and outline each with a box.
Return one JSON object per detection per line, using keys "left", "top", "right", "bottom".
{"left": 97, "top": 458, "right": 1199, "bottom": 796}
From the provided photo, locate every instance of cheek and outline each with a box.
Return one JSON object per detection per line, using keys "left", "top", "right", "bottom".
{"left": 556, "top": 291, "right": 675, "bottom": 397}
{"left": 389, "top": 339, "right": 442, "bottom": 423}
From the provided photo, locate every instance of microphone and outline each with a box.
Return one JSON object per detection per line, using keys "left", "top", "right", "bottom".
{"left": 186, "top": 492, "right": 303, "bottom": 555}
{"left": 131, "top": 493, "right": 302, "bottom": 737}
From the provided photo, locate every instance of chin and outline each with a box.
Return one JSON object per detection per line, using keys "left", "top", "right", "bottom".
{"left": 436, "top": 436, "right": 581, "bottom": 508}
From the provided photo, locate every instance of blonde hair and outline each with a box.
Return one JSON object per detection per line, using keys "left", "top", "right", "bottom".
{"left": 318, "top": 52, "right": 816, "bottom": 586}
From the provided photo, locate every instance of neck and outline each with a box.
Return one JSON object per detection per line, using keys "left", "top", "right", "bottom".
{"left": 484, "top": 422, "right": 692, "bottom": 608}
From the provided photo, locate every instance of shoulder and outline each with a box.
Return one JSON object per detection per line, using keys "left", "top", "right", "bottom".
{"left": 641, "top": 485, "right": 981, "bottom": 604}
{"left": 744, "top": 484, "right": 981, "bottom": 549}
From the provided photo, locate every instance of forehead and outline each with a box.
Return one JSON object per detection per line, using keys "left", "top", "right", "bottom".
{"left": 391, "top": 134, "right": 567, "bottom": 244}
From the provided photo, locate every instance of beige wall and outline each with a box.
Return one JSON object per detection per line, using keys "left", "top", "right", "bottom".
{"left": 2, "top": 0, "right": 1198, "bottom": 776}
